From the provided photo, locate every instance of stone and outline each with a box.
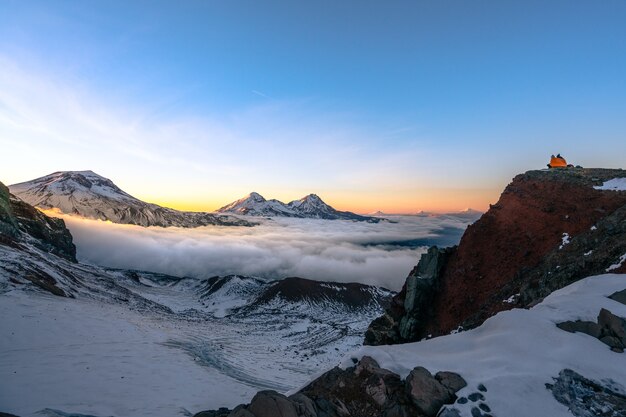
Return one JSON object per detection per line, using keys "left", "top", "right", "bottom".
{"left": 405, "top": 366, "right": 454, "bottom": 416}
{"left": 479, "top": 403, "right": 491, "bottom": 412}
{"left": 288, "top": 393, "right": 317, "bottom": 417}
{"left": 471, "top": 407, "right": 483, "bottom": 417}
{"left": 435, "top": 371, "right": 467, "bottom": 393}
{"left": 598, "top": 308, "right": 626, "bottom": 342}
{"left": 600, "top": 336, "right": 623, "bottom": 349}
{"left": 547, "top": 368, "right": 626, "bottom": 417}
{"left": 609, "top": 289, "right": 626, "bottom": 306}
{"left": 228, "top": 405, "right": 255, "bottom": 417}
{"left": 248, "top": 390, "right": 299, "bottom": 417}
{"left": 557, "top": 320, "right": 602, "bottom": 339}
{"left": 438, "top": 408, "right": 462, "bottom": 417}
{"left": 467, "top": 392, "right": 485, "bottom": 402}
{"left": 194, "top": 408, "right": 231, "bottom": 417}
{"left": 477, "top": 383, "right": 487, "bottom": 392}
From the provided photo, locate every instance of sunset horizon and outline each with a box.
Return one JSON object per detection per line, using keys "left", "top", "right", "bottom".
{"left": 2, "top": 2, "right": 625, "bottom": 417}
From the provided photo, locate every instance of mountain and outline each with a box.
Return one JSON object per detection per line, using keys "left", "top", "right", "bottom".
{"left": 195, "top": 167, "right": 626, "bottom": 417}
{"left": 366, "top": 167, "right": 626, "bottom": 345}
{"left": 217, "top": 192, "right": 381, "bottom": 222}
{"left": 216, "top": 192, "right": 297, "bottom": 217}
{"left": 9, "top": 171, "right": 252, "bottom": 228}
{"left": 0, "top": 185, "right": 394, "bottom": 415}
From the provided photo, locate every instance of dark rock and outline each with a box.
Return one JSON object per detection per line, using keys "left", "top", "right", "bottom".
{"left": 0, "top": 181, "right": 76, "bottom": 263}
{"left": 365, "top": 246, "right": 456, "bottom": 345}
{"left": 467, "top": 392, "right": 485, "bottom": 402}
{"left": 557, "top": 308, "right": 626, "bottom": 352}
{"left": 477, "top": 383, "right": 487, "bottom": 392}
{"left": 406, "top": 366, "right": 454, "bottom": 416}
{"left": 478, "top": 403, "right": 491, "bottom": 412}
{"left": 248, "top": 390, "right": 299, "bottom": 417}
{"left": 609, "top": 289, "right": 626, "bottom": 305}
{"left": 598, "top": 308, "right": 626, "bottom": 343}
{"left": 547, "top": 368, "right": 626, "bottom": 417}
{"left": 229, "top": 406, "right": 255, "bottom": 417}
{"left": 438, "top": 408, "right": 462, "bottom": 417}
{"left": 435, "top": 371, "right": 467, "bottom": 394}
{"left": 193, "top": 408, "right": 231, "bottom": 417}
{"left": 457, "top": 397, "right": 468, "bottom": 404}
{"left": 288, "top": 393, "right": 317, "bottom": 417}
{"left": 557, "top": 320, "right": 602, "bottom": 339}
{"left": 471, "top": 407, "right": 483, "bottom": 417}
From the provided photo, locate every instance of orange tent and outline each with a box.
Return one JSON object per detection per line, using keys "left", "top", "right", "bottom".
{"left": 548, "top": 155, "right": 567, "bottom": 168}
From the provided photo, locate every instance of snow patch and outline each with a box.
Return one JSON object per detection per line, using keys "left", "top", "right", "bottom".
{"left": 559, "top": 232, "right": 570, "bottom": 249}
{"left": 606, "top": 253, "right": 626, "bottom": 272}
{"left": 593, "top": 177, "right": 626, "bottom": 191}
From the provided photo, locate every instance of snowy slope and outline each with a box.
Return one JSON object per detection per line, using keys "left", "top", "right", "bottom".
{"left": 9, "top": 171, "right": 252, "bottom": 228}
{"left": 333, "top": 273, "right": 626, "bottom": 417}
{"left": 217, "top": 192, "right": 380, "bottom": 222}
{"left": 0, "top": 239, "right": 392, "bottom": 417}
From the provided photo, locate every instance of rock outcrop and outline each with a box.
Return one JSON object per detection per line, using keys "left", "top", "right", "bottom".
{"left": 0, "top": 181, "right": 76, "bottom": 262}
{"left": 547, "top": 369, "right": 626, "bottom": 417}
{"left": 558, "top": 308, "right": 626, "bottom": 353}
{"left": 366, "top": 168, "right": 626, "bottom": 344}
{"left": 194, "top": 356, "right": 466, "bottom": 417}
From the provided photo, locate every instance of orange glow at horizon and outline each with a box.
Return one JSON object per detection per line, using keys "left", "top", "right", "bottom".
{"left": 142, "top": 187, "right": 502, "bottom": 215}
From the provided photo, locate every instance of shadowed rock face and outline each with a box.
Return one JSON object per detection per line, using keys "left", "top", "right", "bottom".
{"left": 0, "top": 181, "right": 76, "bottom": 263}
{"left": 366, "top": 168, "right": 626, "bottom": 344}
{"left": 252, "top": 277, "right": 392, "bottom": 311}
{"left": 557, "top": 308, "right": 626, "bottom": 353}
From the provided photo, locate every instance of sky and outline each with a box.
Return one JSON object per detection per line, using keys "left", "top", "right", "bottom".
{"left": 0, "top": 0, "right": 625, "bottom": 213}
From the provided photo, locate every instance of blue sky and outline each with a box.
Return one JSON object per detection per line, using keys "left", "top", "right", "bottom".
{"left": 1, "top": 0, "right": 625, "bottom": 212}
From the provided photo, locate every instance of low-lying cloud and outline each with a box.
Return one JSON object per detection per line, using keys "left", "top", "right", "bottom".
{"left": 58, "top": 215, "right": 474, "bottom": 290}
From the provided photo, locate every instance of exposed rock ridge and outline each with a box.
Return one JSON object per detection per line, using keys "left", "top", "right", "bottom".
{"left": 366, "top": 168, "right": 626, "bottom": 344}
{"left": 0, "top": 181, "right": 76, "bottom": 262}
{"left": 194, "top": 356, "right": 466, "bottom": 417}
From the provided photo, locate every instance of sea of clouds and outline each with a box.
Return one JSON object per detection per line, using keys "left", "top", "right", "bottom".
{"left": 60, "top": 214, "right": 476, "bottom": 291}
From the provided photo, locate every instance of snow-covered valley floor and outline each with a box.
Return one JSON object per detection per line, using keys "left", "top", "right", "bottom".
{"left": 0, "top": 291, "right": 259, "bottom": 417}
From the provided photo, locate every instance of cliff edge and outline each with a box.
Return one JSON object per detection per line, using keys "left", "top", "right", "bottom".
{"left": 366, "top": 168, "right": 626, "bottom": 345}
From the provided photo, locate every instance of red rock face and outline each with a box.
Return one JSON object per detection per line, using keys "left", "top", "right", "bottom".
{"left": 427, "top": 170, "right": 626, "bottom": 336}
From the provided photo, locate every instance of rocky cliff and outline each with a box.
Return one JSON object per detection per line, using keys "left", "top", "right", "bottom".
{"left": 366, "top": 168, "right": 626, "bottom": 345}
{"left": 0, "top": 181, "right": 76, "bottom": 262}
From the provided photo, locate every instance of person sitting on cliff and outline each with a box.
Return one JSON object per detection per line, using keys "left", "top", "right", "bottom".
{"left": 547, "top": 153, "right": 568, "bottom": 168}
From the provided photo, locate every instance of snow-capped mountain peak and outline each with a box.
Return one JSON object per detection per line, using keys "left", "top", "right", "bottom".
{"left": 218, "top": 192, "right": 381, "bottom": 222}
{"left": 9, "top": 171, "right": 251, "bottom": 228}
{"left": 217, "top": 192, "right": 294, "bottom": 217}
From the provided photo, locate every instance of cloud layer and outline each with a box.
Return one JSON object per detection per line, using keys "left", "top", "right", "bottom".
{"left": 60, "top": 215, "right": 473, "bottom": 291}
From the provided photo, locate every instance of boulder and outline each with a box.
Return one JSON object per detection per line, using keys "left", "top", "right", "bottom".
{"left": 248, "top": 390, "right": 299, "bottom": 417}
{"left": 405, "top": 367, "right": 454, "bottom": 416}
{"left": 435, "top": 371, "right": 467, "bottom": 394}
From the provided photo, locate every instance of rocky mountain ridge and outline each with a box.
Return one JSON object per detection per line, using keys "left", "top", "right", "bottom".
{"left": 365, "top": 167, "right": 626, "bottom": 345}
{"left": 217, "top": 192, "right": 381, "bottom": 222}
{"left": 9, "top": 171, "right": 253, "bottom": 228}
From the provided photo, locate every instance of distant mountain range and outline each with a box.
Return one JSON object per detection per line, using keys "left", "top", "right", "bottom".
{"left": 9, "top": 171, "right": 252, "bottom": 228}
{"left": 217, "top": 192, "right": 381, "bottom": 222}
{"left": 9, "top": 171, "right": 382, "bottom": 226}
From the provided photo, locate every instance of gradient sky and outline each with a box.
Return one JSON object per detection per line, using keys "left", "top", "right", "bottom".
{"left": 1, "top": 0, "right": 625, "bottom": 213}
